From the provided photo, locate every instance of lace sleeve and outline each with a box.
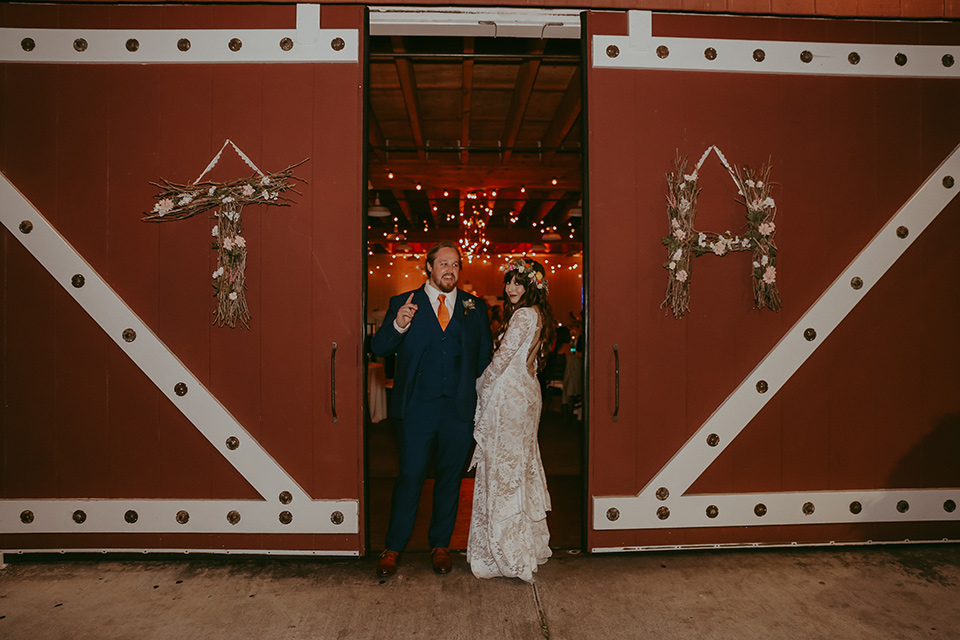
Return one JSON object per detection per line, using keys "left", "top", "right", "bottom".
{"left": 476, "top": 307, "right": 538, "bottom": 397}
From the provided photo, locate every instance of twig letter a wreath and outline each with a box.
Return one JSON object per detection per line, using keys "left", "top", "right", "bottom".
{"left": 142, "top": 140, "right": 308, "bottom": 329}
{"left": 661, "top": 146, "right": 782, "bottom": 319}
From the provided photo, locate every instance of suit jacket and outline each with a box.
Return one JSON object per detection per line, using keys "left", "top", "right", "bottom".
{"left": 371, "top": 285, "right": 493, "bottom": 423}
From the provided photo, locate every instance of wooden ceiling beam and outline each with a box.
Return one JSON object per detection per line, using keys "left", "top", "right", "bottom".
{"left": 461, "top": 37, "right": 474, "bottom": 165}
{"left": 541, "top": 67, "right": 582, "bottom": 164}
{"left": 391, "top": 36, "right": 427, "bottom": 162}
{"left": 395, "top": 189, "right": 417, "bottom": 225}
{"left": 367, "top": 158, "right": 580, "bottom": 192}
{"left": 368, "top": 110, "right": 386, "bottom": 161}
{"left": 527, "top": 189, "right": 568, "bottom": 223}
{"left": 500, "top": 40, "right": 545, "bottom": 164}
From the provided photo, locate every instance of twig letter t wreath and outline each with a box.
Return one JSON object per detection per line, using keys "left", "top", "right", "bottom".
{"left": 142, "top": 140, "right": 307, "bottom": 329}
{"left": 661, "top": 146, "right": 782, "bottom": 319}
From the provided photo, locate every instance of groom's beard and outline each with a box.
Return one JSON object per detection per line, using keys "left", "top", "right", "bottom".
{"left": 431, "top": 271, "right": 458, "bottom": 293}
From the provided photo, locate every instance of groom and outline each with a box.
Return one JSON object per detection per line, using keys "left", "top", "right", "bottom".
{"left": 371, "top": 241, "right": 492, "bottom": 577}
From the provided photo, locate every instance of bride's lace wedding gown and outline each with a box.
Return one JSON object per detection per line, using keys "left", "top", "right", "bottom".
{"left": 467, "top": 306, "right": 552, "bottom": 582}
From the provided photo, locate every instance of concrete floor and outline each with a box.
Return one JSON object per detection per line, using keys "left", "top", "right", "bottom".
{"left": 1, "top": 544, "right": 958, "bottom": 639}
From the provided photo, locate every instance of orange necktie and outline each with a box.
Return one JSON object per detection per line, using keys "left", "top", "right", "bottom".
{"left": 437, "top": 294, "right": 450, "bottom": 331}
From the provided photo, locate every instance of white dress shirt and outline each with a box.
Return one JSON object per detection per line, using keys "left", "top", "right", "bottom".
{"left": 393, "top": 282, "right": 457, "bottom": 334}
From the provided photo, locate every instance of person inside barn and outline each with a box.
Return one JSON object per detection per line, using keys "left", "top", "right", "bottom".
{"left": 467, "top": 258, "right": 556, "bottom": 582}
{"left": 371, "top": 241, "right": 492, "bottom": 578}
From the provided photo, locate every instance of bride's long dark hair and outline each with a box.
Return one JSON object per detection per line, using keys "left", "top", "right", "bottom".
{"left": 495, "top": 258, "right": 556, "bottom": 372}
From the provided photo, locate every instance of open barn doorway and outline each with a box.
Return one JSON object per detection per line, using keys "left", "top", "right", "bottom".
{"left": 362, "top": 8, "right": 586, "bottom": 555}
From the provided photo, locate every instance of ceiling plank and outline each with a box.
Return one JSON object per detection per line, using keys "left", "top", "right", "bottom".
{"left": 500, "top": 40, "right": 545, "bottom": 164}
{"left": 391, "top": 36, "right": 427, "bottom": 162}
{"left": 541, "top": 67, "right": 581, "bottom": 164}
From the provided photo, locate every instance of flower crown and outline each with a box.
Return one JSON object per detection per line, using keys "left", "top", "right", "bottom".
{"left": 501, "top": 258, "right": 548, "bottom": 292}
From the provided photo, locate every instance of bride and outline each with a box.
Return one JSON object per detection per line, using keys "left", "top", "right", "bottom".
{"left": 467, "top": 258, "right": 556, "bottom": 582}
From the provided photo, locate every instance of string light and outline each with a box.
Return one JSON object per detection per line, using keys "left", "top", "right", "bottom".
{"left": 387, "top": 170, "right": 394, "bottom": 179}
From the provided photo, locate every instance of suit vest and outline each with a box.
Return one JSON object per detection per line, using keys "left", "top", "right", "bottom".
{"left": 416, "top": 312, "right": 463, "bottom": 401}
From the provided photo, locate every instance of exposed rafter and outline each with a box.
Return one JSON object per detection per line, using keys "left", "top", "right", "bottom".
{"left": 461, "top": 37, "right": 475, "bottom": 165}
{"left": 541, "top": 67, "right": 582, "bottom": 164}
{"left": 368, "top": 110, "right": 386, "bottom": 161}
{"left": 391, "top": 36, "right": 426, "bottom": 163}
{"left": 501, "top": 39, "right": 546, "bottom": 164}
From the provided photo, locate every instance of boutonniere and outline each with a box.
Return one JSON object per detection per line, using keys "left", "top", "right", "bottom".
{"left": 463, "top": 299, "right": 475, "bottom": 316}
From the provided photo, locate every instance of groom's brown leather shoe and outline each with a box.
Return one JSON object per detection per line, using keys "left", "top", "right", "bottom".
{"left": 376, "top": 550, "right": 399, "bottom": 577}
{"left": 431, "top": 547, "right": 452, "bottom": 574}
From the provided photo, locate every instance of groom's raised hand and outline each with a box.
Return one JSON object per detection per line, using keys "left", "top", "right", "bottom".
{"left": 396, "top": 292, "right": 418, "bottom": 329}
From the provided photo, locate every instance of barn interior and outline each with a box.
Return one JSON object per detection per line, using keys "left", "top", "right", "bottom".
{"left": 363, "top": 32, "right": 586, "bottom": 551}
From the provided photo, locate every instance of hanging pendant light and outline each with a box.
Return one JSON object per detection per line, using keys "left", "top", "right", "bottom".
{"left": 368, "top": 192, "right": 391, "bottom": 218}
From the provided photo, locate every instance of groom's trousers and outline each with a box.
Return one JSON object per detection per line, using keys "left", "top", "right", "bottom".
{"left": 385, "top": 394, "right": 473, "bottom": 552}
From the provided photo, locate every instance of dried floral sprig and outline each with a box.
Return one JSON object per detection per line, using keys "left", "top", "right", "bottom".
{"left": 660, "top": 154, "right": 700, "bottom": 318}
{"left": 660, "top": 152, "right": 782, "bottom": 318}
{"left": 142, "top": 157, "right": 307, "bottom": 329}
{"left": 730, "top": 162, "right": 782, "bottom": 312}
{"left": 141, "top": 159, "right": 308, "bottom": 223}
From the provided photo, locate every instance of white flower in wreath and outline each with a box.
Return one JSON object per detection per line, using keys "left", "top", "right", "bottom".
{"left": 241, "top": 184, "right": 255, "bottom": 197}
{"left": 222, "top": 196, "right": 235, "bottom": 204}
{"left": 757, "top": 181, "right": 764, "bottom": 188}
{"left": 712, "top": 241, "right": 726, "bottom": 256}
{"left": 753, "top": 261, "right": 761, "bottom": 269}
{"left": 698, "top": 232, "right": 707, "bottom": 246}
{"left": 761, "top": 254, "right": 769, "bottom": 266}
{"left": 213, "top": 267, "right": 224, "bottom": 279}
{"left": 208, "top": 186, "right": 216, "bottom": 196}
{"left": 763, "top": 197, "right": 775, "bottom": 209}
{"left": 675, "top": 269, "right": 688, "bottom": 282}
{"left": 668, "top": 261, "right": 677, "bottom": 270}
{"left": 742, "top": 238, "right": 752, "bottom": 248}
{"left": 672, "top": 248, "right": 682, "bottom": 261}
{"left": 763, "top": 266, "right": 777, "bottom": 284}
{"left": 759, "top": 221, "right": 776, "bottom": 236}
{"left": 154, "top": 198, "right": 174, "bottom": 215}
{"left": 261, "top": 176, "right": 272, "bottom": 186}
{"left": 222, "top": 237, "right": 235, "bottom": 251}
{"left": 674, "top": 228, "right": 686, "bottom": 241}
{"left": 262, "top": 191, "right": 271, "bottom": 200}
{"left": 211, "top": 225, "right": 219, "bottom": 237}
{"left": 178, "top": 194, "right": 194, "bottom": 206}
{"left": 235, "top": 236, "right": 246, "bottom": 249}
{"left": 228, "top": 291, "right": 238, "bottom": 301}
{"left": 745, "top": 179, "right": 755, "bottom": 188}
{"left": 671, "top": 218, "right": 681, "bottom": 229}
{"left": 683, "top": 173, "right": 697, "bottom": 183}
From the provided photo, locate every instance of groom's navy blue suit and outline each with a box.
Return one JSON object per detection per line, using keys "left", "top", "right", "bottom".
{"left": 372, "top": 284, "right": 492, "bottom": 552}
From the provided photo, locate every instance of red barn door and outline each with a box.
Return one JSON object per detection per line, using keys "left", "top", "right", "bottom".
{"left": 586, "top": 10, "right": 960, "bottom": 551}
{"left": 1, "top": 4, "right": 366, "bottom": 555}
